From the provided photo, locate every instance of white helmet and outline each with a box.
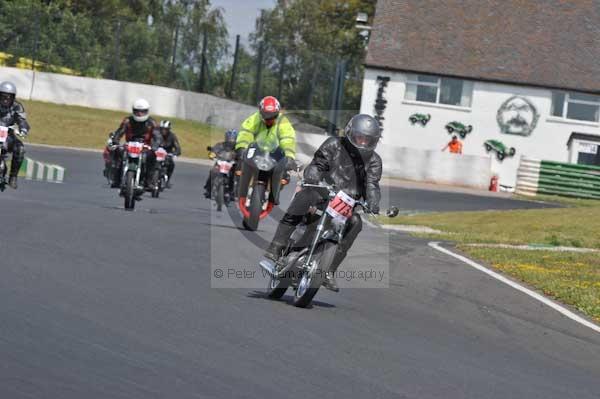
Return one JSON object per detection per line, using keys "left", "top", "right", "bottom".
{"left": 132, "top": 98, "right": 150, "bottom": 122}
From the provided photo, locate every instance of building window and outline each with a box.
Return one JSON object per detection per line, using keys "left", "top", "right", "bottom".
{"left": 405, "top": 74, "right": 473, "bottom": 107}
{"left": 551, "top": 91, "right": 600, "bottom": 122}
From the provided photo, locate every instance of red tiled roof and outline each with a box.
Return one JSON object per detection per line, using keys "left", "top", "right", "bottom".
{"left": 366, "top": 0, "right": 600, "bottom": 93}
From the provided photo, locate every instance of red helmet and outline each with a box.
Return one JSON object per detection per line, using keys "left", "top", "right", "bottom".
{"left": 259, "top": 96, "right": 281, "bottom": 122}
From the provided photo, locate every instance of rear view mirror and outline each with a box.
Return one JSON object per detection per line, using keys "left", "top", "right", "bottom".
{"left": 385, "top": 206, "right": 399, "bottom": 218}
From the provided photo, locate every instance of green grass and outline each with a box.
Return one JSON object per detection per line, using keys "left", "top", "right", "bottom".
{"left": 380, "top": 194, "right": 600, "bottom": 322}
{"left": 380, "top": 203, "right": 600, "bottom": 249}
{"left": 461, "top": 247, "right": 600, "bottom": 322}
{"left": 22, "top": 99, "right": 224, "bottom": 159}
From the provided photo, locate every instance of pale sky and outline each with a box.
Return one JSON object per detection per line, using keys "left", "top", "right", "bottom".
{"left": 211, "top": 0, "right": 276, "bottom": 50}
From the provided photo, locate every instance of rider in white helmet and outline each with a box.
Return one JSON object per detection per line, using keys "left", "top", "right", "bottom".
{"left": 108, "top": 98, "right": 158, "bottom": 188}
{"left": 0, "top": 81, "right": 29, "bottom": 189}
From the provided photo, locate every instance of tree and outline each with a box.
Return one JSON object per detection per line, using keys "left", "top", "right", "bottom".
{"left": 0, "top": 0, "right": 229, "bottom": 89}
{"left": 247, "top": 0, "right": 376, "bottom": 113}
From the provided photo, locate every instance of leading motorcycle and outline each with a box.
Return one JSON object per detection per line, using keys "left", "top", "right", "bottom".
{"left": 259, "top": 181, "right": 398, "bottom": 308}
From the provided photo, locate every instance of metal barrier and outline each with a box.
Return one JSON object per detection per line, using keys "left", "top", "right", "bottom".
{"left": 516, "top": 156, "right": 600, "bottom": 199}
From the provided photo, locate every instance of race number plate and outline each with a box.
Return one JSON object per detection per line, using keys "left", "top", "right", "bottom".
{"left": 155, "top": 148, "right": 168, "bottom": 161}
{"left": 326, "top": 190, "right": 356, "bottom": 222}
{"left": 218, "top": 160, "right": 233, "bottom": 174}
{"left": 127, "top": 141, "right": 144, "bottom": 158}
{"left": 0, "top": 126, "right": 8, "bottom": 144}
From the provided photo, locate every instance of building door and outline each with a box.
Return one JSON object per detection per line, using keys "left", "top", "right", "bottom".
{"left": 576, "top": 142, "right": 600, "bottom": 166}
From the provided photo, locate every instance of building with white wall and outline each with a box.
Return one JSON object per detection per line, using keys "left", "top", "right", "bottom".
{"left": 360, "top": 0, "right": 600, "bottom": 188}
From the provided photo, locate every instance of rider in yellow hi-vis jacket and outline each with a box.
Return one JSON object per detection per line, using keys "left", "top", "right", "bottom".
{"left": 234, "top": 96, "right": 296, "bottom": 160}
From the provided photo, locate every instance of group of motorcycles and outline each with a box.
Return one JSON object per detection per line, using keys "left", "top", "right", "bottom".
{"left": 103, "top": 139, "right": 174, "bottom": 210}
{"left": 101, "top": 131, "right": 398, "bottom": 308}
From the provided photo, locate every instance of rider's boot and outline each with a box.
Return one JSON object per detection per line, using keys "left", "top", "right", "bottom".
{"left": 264, "top": 222, "right": 296, "bottom": 262}
{"left": 8, "top": 176, "right": 17, "bottom": 189}
{"left": 322, "top": 250, "right": 345, "bottom": 292}
{"left": 8, "top": 154, "right": 22, "bottom": 190}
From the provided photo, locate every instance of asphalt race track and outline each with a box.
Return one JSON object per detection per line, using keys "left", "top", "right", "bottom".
{"left": 1, "top": 147, "right": 598, "bottom": 399}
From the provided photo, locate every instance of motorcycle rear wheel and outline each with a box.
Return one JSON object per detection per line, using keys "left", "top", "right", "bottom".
{"left": 266, "top": 274, "right": 290, "bottom": 299}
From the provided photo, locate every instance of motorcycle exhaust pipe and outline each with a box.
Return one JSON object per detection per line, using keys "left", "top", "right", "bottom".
{"left": 259, "top": 259, "right": 276, "bottom": 276}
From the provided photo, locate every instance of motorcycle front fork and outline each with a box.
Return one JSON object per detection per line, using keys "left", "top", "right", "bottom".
{"left": 302, "top": 214, "right": 329, "bottom": 271}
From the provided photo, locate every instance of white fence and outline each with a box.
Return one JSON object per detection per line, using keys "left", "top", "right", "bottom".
{"left": 295, "top": 133, "right": 493, "bottom": 188}
{"left": 383, "top": 148, "right": 493, "bottom": 189}
{"left": 1, "top": 66, "right": 256, "bottom": 129}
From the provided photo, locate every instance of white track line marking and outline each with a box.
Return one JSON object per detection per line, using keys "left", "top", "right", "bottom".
{"left": 428, "top": 241, "right": 600, "bottom": 334}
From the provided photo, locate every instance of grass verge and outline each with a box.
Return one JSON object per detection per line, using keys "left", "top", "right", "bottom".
{"left": 22, "top": 99, "right": 224, "bottom": 159}
{"left": 380, "top": 194, "right": 600, "bottom": 322}
{"left": 460, "top": 247, "right": 600, "bottom": 322}
{"left": 381, "top": 203, "right": 600, "bottom": 249}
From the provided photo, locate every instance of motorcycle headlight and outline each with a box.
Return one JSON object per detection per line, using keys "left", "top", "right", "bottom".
{"left": 254, "top": 155, "right": 276, "bottom": 171}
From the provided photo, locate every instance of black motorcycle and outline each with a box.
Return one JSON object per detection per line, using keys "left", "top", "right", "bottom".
{"left": 207, "top": 145, "right": 236, "bottom": 212}
{"left": 121, "top": 139, "right": 150, "bottom": 210}
{"left": 237, "top": 137, "right": 289, "bottom": 231}
{"left": 259, "top": 181, "right": 398, "bottom": 308}
{"left": 0, "top": 124, "right": 11, "bottom": 191}
{"left": 150, "top": 147, "right": 170, "bottom": 198}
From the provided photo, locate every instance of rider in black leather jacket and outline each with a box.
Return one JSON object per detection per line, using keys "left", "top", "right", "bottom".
{"left": 0, "top": 81, "right": 29, "bottom": 189}
{"left": 264, "top": 114, "right": 383, "bottom": 292}
{"left": 153, "top": 120, "right": 181, "bottom": 187}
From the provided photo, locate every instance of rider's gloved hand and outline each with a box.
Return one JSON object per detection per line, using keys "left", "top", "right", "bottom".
{"left": 235, "top": 148, "right": 244, "bottom": 161}
{"left": 17, "top": 129, "right": 27, "bottom": 138}
{"left": 285, "top": 157, "right": 296, "bottom": 171}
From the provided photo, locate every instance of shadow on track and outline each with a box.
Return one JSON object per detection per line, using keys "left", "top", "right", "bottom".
{"left": 246, "top": 290, "right": 336, "bottom": 309}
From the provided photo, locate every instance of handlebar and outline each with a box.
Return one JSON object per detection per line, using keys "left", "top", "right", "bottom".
{"left": 300, "top": 180, "right": 384, "bottom": 216}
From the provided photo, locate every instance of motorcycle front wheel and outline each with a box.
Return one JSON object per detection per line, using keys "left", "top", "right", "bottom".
{"left": 0, "top": 159, "right": 6, "bottom": 192}
{"left": 151, "top": 169, "right": 160, "bottom": 198}
{"left": 124, "top": 170, "right": 136, "bottom": 210}
{"left": 293, "top": 241, "right": 337, "bottom": 308}
{"left": 243, "top": 183, "right": 265, "bottom": 231}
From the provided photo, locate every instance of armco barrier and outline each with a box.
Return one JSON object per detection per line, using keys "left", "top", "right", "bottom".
{"left": 516, "top": 156, "right": 600, "bottom": 199}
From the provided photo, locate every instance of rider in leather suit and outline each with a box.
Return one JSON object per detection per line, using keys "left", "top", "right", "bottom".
{"left": 264, "top": 114, "right": 383, "bottom": 292}
{"left": 110, "top": 99, "right": 158, "bottom": 189}
{"left": 0, "top": 81, "right": 29, "bottom": 189}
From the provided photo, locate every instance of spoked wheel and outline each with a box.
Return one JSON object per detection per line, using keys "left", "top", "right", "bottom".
{"left": 151, "top": 169, "right": 160, "bottom": 198}
{"left": 244, "top": 184, "right": 265, "bottom": 231}
{"left": 214, "top": 178, "right": 224, "bottom": 212}
{"left": 0, "top": 160, "right": 5, "bottom": 192}
{"left": 293, "top": 241, "right": 337, "bottom": 308}
{"left": 124, "top": 170, "right": 136, "bottom": 210}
